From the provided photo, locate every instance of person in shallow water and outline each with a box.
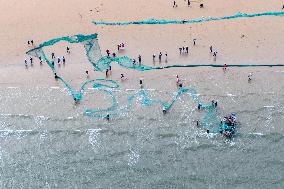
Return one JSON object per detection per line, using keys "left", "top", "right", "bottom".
{"left": 248, "top": 73, "right": 252, "bottom": 81}
{"left": 106, "top": 114, "right": 110, "bottom": 121}
{"left": 198, "top": 103, "right": 202, "bottom": 110}
{"left": 163, "top": 107, "right": 167, "bottom": 114}
{"left": 54, "top": 73, "right": 59, "bottom": 79}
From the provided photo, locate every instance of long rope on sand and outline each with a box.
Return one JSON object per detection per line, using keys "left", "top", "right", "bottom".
{"left": 93, "top": 11, "right": 284, "bottom": 26}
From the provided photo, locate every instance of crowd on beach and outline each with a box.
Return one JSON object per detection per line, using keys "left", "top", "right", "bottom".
{"left": 25, "top": 37, "right": 253, "bottom": 88}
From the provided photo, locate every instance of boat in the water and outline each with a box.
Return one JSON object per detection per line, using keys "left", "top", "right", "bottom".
{"left": 220, "top": 114, "right": 237, "bottom": 138}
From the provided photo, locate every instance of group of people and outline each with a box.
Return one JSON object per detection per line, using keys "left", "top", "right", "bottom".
{"left": 173, "top": 1, "right": 204, "bottom": 8}
{"left": 117, "top": 43, "right": 125, "bottom": 51}
{"left": 152, "top": 52, "right": 168, "bottom": 62}
{"left": 25, "top": 44, "right": 70, "bottom": 68}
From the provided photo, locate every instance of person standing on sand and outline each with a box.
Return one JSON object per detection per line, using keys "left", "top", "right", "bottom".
{"left": 165, "top": 52, "right": 168, "bottom": 61}
{"left": 153, "top": 54, "right": 156, "bottom": 62}
{"left": 62, "top": 56, "right": 66, "bottom": 64}
{"left": 193, "top": 39, "right": 196, "bottom": 45}
{"left": 109, "top": 65, "right": 112, "bottom": 74}
{"left": 173, "top": 1, "right": 177, "bottom": 7}
{"left": 213, "top": 51, "right": 217, "bottom": 61}
{"left": 138, "top": 55, "right": 142, "bottom": 65}
{"left": 30, "top": 57, "right": 33, "bottom": 65}
{"left": 179, "top": 47, "right": 182, "bottom": 54}
{"left": 120, "top": 74, "right": 125, "bottom": 81}
{"left": 106, "top": 50, "right": 111, "bottom": 57}
{"left": 31, "top": 40, "right": 34, "bottom": 46}
{"left": 186, "top": 46, "right": 189, "bottom": 53}
{"left": 39, "top": 56, "right": 42, "bottom": 65}
{"left": 24, "top": 59, "right": 28, "bottom": 67}
{"left": 139, "top": 78, "right": 143, "bottom": 88}
{"left": 86, "top": 70, "right": 89, "bottom": 78}
{"left": 159, "top": 52, "right": 162, "bottom": 62}
{"left": 188, "top": 0, "right": 191, "bottom": 6}
{"left": 210, "top": 46, "right": 213, "bottom": 53}
{"left": 176, "top": 75, "right": 181, "bottom": 86}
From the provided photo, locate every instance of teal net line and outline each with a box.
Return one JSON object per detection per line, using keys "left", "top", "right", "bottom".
{"left": 26, "top": 33, "right": 226, "bottom": 133}
{"left": 93, "top": 11, "right": 284, "bottom": 26}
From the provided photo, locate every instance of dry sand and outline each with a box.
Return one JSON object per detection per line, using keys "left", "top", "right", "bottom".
{"left": 0, "top": 0, "right": 284, "bottom": 87}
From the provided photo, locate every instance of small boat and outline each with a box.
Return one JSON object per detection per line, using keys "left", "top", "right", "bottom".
{"left": 220, "top": 114, "right": 237, "bottom": 138}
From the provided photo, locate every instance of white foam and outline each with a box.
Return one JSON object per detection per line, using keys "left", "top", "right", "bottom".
{"left": 227, "top": 93, "right": 236, "bottom": 97}
{"left": 50, "top": 86, "right": 60, "bottom": 89}
{"left": 7, "top": 86, "right": 18, "bottom": 89}
{"left": 264, "top": 105, "right": 274, "bottom": 108}
{"left": 250, "top": 132, "right": 264, "bottom": 136}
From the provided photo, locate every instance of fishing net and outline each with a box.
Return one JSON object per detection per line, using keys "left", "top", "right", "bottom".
{"left": 26, "top": 33, "right": 223, "bottom": 133}
{"left": 93, "top": 11, "right": 284, "bottom": 25}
